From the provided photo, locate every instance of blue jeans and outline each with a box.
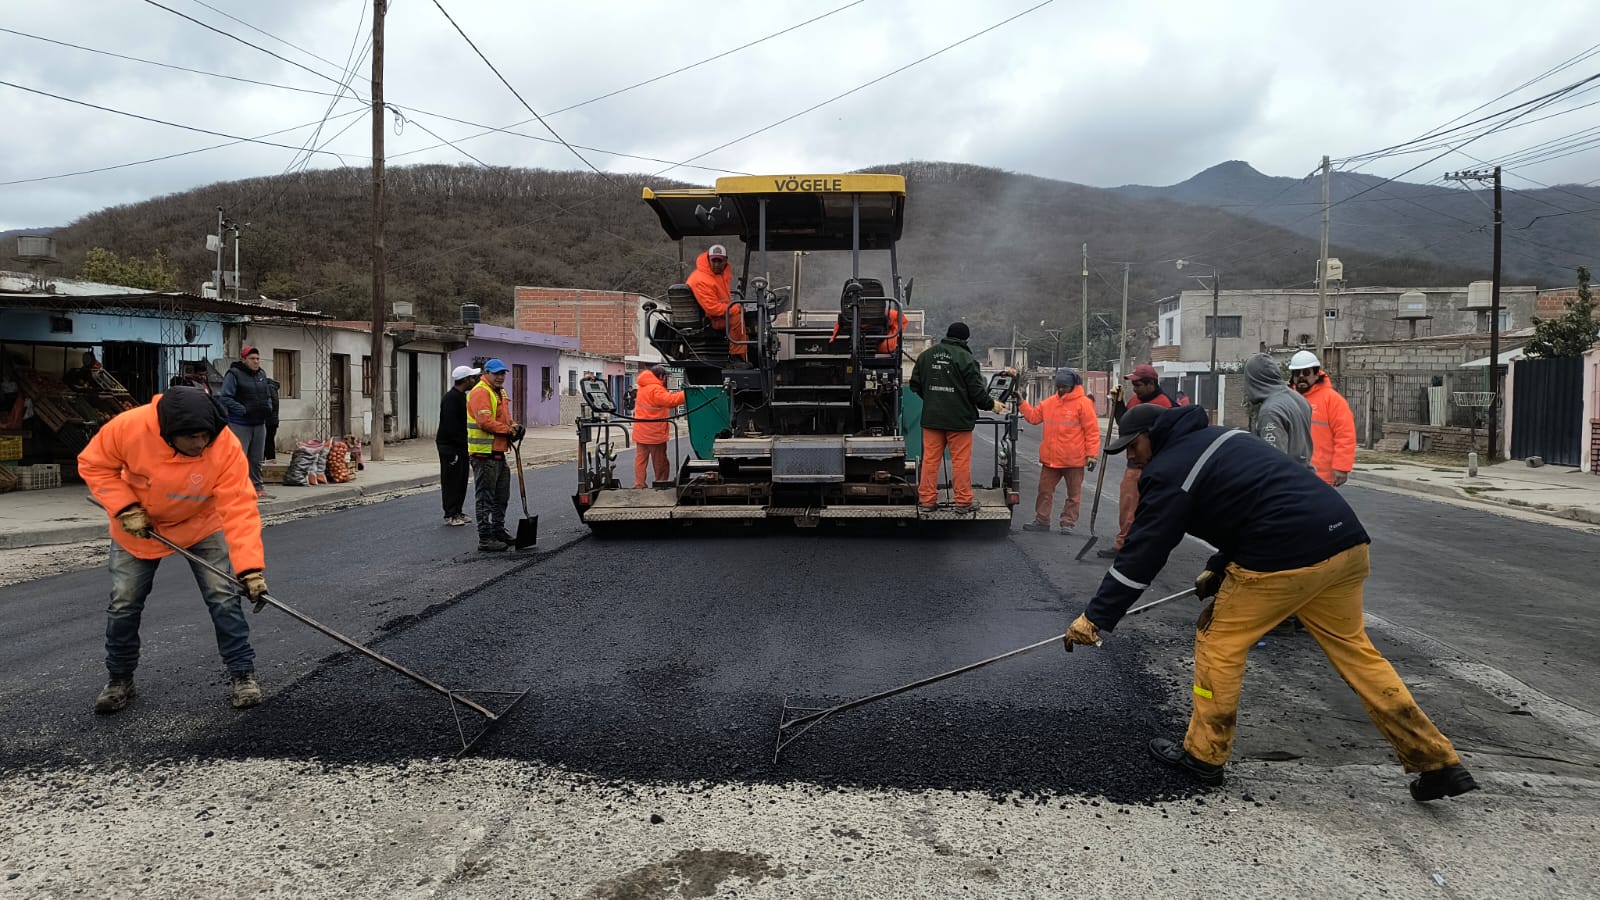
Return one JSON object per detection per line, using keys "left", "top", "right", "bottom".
{"left": 105, "top": 531, "right": 255, "bottom": 675}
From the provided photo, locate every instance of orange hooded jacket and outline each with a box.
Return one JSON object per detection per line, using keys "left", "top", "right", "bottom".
{"left": 1020, "top": 387, "right": 1101, "bottom": 468}
{"left": 1304, "top": 377, "right": 1356, "bottom": 483}
{"left": 78, "top": 393, "right": 265, "bottom": 571}
{"left": 830, "top": 308, "right": 904, "bottom": 354}
{"left": 686, "top": 251, "right": 747, "bottom": 357}
{"left": 632, "top": 368, "right": 686, "bottom": 445}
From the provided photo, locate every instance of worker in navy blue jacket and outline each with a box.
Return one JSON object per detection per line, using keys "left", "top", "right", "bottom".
{"left": 1063, "top": 403, "right": 1477, "bottom": 802}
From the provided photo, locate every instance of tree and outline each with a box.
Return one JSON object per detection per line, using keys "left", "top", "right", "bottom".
{"left": 1523, "top": 267, "right": 1598, "bottom": 359}
{"left": 78, "top": 247, "right": 180, "bottom": 291}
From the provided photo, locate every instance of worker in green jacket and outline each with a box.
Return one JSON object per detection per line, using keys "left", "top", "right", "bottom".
{"left": 909, "top": 322, "right": 1007, "bottom": 513}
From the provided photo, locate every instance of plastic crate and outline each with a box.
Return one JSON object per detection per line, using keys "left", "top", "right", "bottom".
{"left": 0, "top": 434, "right": 21, "bottom": 461}
{"left": 14, "top": 464, "right": 61, "bottom": 491}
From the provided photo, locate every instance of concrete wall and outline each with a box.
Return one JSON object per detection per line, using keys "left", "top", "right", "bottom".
{"left": 243, "top": 322, "right": 386, "bottom": 449}
{"left": 1328, "top": 339, "right": 1500, "bottom": 449}
{"left": 1174, "top": 286, "right": 1538, "bottom": 367}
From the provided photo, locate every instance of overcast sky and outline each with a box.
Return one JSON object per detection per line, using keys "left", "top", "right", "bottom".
{"left": 1, "top": 0, "right": 1596, "bottom": 230}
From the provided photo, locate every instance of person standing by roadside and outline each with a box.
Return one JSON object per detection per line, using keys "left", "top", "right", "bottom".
{"left": 220, "top": 346, "right": 274, "bottom": 500}
{"left": 1289, "top": 350, "right": 1356, "bottom": 486}
{"left": 1019, "top": 367, "right": 1100, "bottom": 534}
{"left": 909, "top": 322, "right": 1008, "bottom": 514}
{"left": 437, "top": 365, "right": 478, "bottom": 526}
{"left": 1099, "top": 363, "right": 1173, "bottom": 558}
{"left": 263, "top": 376, "right": 281, "bottom": 462}
{"left": 466, "top": 359, "right": 524, "bottom": 552}
{"left": 78, "top": 387, "right": 268, "bottom": 713}
{"left": 1244, "top": 353, "right": 1314, "bottom": 470}
{"left": 632, "top": 364, "right": 686, "bottom": 489}
{"left": 1063, "top": 403, "right": 1477, "bottom": 802}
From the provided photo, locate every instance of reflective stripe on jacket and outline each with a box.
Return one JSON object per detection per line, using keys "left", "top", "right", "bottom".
{"left": 466, "top": 382, "right": 512, "bottom": 456}
{"left": 1019, "top": 387, "right": 1100, "bottom": 467}
{"left": 632, "top": 369, "right": 686, "bottom": 445}
{"left": 77, "top": 397, "right": 265, "bottom": 570}
{"left": 1304, "top": 378, "right": 1356, "bottom": 483}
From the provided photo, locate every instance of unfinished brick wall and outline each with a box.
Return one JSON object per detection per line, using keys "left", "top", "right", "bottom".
{"left": 514, "top": 287, "right": 639, "bottom": 357}
{"left": 1592, "top": 420, "right": 1600, "bottom": 475}
{"left": 1379, "top": 424, "right": 1484, "bottom": 454}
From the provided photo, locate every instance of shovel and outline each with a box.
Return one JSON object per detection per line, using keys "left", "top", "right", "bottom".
{"left": 1074, "top": 406, "right": 1119, "bottom": 561}
{"left": 511, "top": 442, "right": 539, "bottom": 550}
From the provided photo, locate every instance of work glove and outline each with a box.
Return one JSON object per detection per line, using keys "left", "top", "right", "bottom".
{"left": 510, "top": 424, "right": 526, "bottom": 442}
{"left": 117, "top": 505, "right": 152, "bottom": 539}
{"left": 1109, "top": 384, "right": 1123, "bottom": 401}
{"left": 991, "top": 399, "right": 1008, "bottom": 415}
{"left": 1086, "top": 459, "right": 1097, "bottom": 472}
{"left": 1332, "top": 470, "right": 1350, "bottom": 487}
{"left": 239, "top": 571, "right": 269, "bottom": 612}
{"left": 1194, "top": 569, "right": 1222, "bottom": 600}
{"left": 1062, "top": 613, "right": 1102, "bottom": 653}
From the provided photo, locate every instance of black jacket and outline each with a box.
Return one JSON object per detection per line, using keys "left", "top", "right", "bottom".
{"left": 437, "top": 387, "right": 469, "bottom": 448}
{"left": 1085, "top": 404, "right": 1370, "bottom": 630}
{"left": 220, "top": 362, "right": 273, "bottom": 426}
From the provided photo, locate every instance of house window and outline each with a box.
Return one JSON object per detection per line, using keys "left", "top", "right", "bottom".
{"left": 272, "top": 349, "right": 300, "bottom": 398}
{"left": 540, "top": 365, "right": 554, "bottom": 401}
{"left": 1204, "top": 316, "right": 1243, "bottom": 339}
{"left": 1324, "top": 308, "right": 1339, "bottom": 319}
{"left": 567, "top": 369, "right": 578, "bottom": 396}
{"left": 361, "top": 355, "right": 373, "bottom": 397}
{"left": 1161, "top": 319, "right": 1174, "bottom": 345}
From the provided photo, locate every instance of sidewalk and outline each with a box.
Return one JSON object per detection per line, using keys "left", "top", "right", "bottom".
{"left": 0, "top": 426, "right": 578, "bottom": 550}
{"left": 1352, "top": 453, "right": 1600, "bottom": 526}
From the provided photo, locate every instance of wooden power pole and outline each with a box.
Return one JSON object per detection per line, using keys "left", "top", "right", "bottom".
{"left": 368, "top": 0, "right": 387, "bottom": 460}
{"left": 1315, "top": 155, "right": 1330, "bottom": 359}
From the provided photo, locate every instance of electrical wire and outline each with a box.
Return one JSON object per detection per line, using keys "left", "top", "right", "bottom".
{"left": 138, "top": 0, "right": 354, "bottom": 92}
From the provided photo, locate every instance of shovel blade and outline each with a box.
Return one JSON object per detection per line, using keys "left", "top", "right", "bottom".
{"left": 1073, "top": 534, "right": 1099, "bottom": 562}
{"left": 514, "top": 515, "right": 539, "bottom": 550}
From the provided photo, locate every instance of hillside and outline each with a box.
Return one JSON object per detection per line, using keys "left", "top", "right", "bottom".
{"left": 38, "top": 161, "right": 1495, "bottom": 359}
{"left": 1115, "top": 161, "right": 1596, "bottom": 284}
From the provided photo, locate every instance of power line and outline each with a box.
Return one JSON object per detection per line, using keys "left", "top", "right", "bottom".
{"left": 0, "top": 79, "right": 359, "bottom": 160}
{"left": 656, "top": 0, "right": 1056, "bottom": 175}
{"left": 138, "top": 0, "right": 354, "bottom": 92}
{"left": 427, "top": 0, "right": 615, "bottom": 182}
{"left": 184, "top": 0, "right": 352, "bottom": 74}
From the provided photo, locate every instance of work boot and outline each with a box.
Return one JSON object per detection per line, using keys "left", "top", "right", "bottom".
{"left": 1096, "top": 547, "right": 1118, "bottom": 559}
{"left": 1058, "top": 525, "right": 1075, "bottom": 535}
{"left": 1409, "top": 764, "right": 1479, "bottom": 801}
{"left": 94, "top": 675, "right": 136, "bottom": 714}
{"left": 1022, "top": 521, "right": 1051, "bottom": 533}
{"left": 954, "top": 501, "right": 981, "bottom": 514}
{"left": 479, "top": 538, "right": 508, "bottom": 552}
{"left": 1148, "top": 737, "right": 1224, "bottom": 786}
{"left": 498, "top": 529, "right": 517, "bottom": 545}
{"left": 229, "top": 672, "right": 262, "bottom": 709}
{"left": 917, "top": 503, "right": 939, "bottom": 513}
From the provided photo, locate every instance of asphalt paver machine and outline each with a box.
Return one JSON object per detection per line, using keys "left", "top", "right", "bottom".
{"left": 573, "top": 173, "right": 1019, "bottom": 531}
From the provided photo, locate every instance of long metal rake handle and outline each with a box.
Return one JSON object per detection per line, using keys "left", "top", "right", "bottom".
{"left": 144, "top": 529, "right": 501, "bottom": 722}
{"left": 774, "top": 586, "right": 1200, "bottom": 761}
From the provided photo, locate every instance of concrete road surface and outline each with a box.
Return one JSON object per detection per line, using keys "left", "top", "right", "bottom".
{"left": 1, "top": 434, "right": 1597, "bottom": 899}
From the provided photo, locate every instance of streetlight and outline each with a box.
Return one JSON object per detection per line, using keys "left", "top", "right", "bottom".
{"left": 1176, "top": 259, "right": 1221, "bottom": 373}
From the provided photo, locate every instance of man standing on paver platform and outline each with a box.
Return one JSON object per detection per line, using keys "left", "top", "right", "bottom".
{"left": 1063, "top": 403, "right": 1479, "bottom": 802}
{"left": 909, "top": 322, "right": 1008, "bottom": 513}
{"left": 78, "top": 387, "right": 268, "bottom": 713}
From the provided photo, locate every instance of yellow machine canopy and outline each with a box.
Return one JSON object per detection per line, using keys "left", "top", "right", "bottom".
{"left": 642, "top": 174, "right": 906, "bottom": 251}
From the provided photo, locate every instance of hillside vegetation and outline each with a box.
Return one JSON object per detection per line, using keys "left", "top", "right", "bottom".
{"left": 39, "top": 161, "right": 1494, "bottom": 359}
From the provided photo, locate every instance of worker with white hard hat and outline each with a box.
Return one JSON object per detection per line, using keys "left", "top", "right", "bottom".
{"left": 437, "top": 364, "right": 481, "bottom": 526}
{"left": 1288, "top": 350, "right": 1356, "bottom": 487}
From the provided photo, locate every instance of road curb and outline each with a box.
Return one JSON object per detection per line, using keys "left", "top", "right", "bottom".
{"left": 1352, "top": 470, "right": 1600, "bottom": 526}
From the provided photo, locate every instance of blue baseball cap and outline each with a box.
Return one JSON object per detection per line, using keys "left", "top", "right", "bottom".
{"left": 482, "top": 358, "right": 508, "bottom": 374}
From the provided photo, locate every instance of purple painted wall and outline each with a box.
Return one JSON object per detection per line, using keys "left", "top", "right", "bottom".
{"left": 452, "top": 324, "right": 577, "bottom": 426}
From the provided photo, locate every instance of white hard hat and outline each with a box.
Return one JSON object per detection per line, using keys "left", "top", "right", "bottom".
{"left": 1289, "top": 350, "right": 1321, "bottom": 371}
{"left": 451, "top": 364, "right": 480, "bottom": 382}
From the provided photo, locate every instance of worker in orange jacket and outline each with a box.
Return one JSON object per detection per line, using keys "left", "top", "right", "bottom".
{"left": 632, "top": 365, "right": 686, "bottom": 488}
{"left": 686, "top": 244, "right": 748, "bottom": 360}
{"left": 1100, "top": 363, "right": 1175, "bottom": 558}
{"left": 831, "top": 308, "right": 904, "bottom": 354}
{"left": 78, "top": 387, "right": 269, "bottom": 714}
{"left": 1290, "top": 350, "right": 1357, "bottom": 486}
{"left": 467, "top": 359, "right": 524, "bottom": 552}
{"left": 1019, "top": 368, "right": 1101, "bottom": 534}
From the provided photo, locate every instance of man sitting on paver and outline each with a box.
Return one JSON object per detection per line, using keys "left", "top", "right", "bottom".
{"left": 1063, "top": 403, "right": 1478, "bottom": 801}
{"left": 78, "top": 387, "right": 269, "bottom": 713}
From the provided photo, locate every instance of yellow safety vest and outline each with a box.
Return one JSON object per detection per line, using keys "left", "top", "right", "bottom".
{"left": 466, "top": 383, "right": 501, "bottom": 456}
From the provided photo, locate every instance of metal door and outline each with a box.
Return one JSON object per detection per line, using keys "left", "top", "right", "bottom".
{"left": 414, "top": 352, "right": 443, "bottom": 439}
{"left": 329, "top": 353, "right": 349, "bottom": 437}
{"left": 1510, "top": 356, "right": 1583, "bottom": 465}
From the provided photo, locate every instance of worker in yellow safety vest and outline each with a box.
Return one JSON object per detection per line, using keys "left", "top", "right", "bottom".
{"left": 466, "top": 359, "right": 523, "bottom": 551}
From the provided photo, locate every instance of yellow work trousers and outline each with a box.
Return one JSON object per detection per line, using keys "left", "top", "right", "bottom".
{"left": 1185, "top": 543, "right": 1460, "bottom": 772}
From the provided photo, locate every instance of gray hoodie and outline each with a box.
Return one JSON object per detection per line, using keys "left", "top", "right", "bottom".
{"left": 1244, "top": 353, "right": 1314, "bottom": 470}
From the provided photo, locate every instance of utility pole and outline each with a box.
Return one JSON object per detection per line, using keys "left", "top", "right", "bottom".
{"left": 1210, "top": 272, "right": 1220, "bottom": 375}
{"left": 368, "top": 0, "right": 387, "bottom": 461}
{"left": 1010, "top": 323, "right": 1019, "bottom": 369}
{"left": 1315, "top": 154, "right": 1330, "bottom": 359}
{"left": 1080, "top": 242, "right": 1088, "bottom": 370}
{"left": 1445, "top": 165, "right": 1503, "bottom": 460}
{"left": 212, "top": 207, "right": 224, "bottom": 298}
{"left": 231, "top": 221, "right": 242, "bottom": 302}
{"left": 1117, "top": 262, "right": 1130, "bottom": 379}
